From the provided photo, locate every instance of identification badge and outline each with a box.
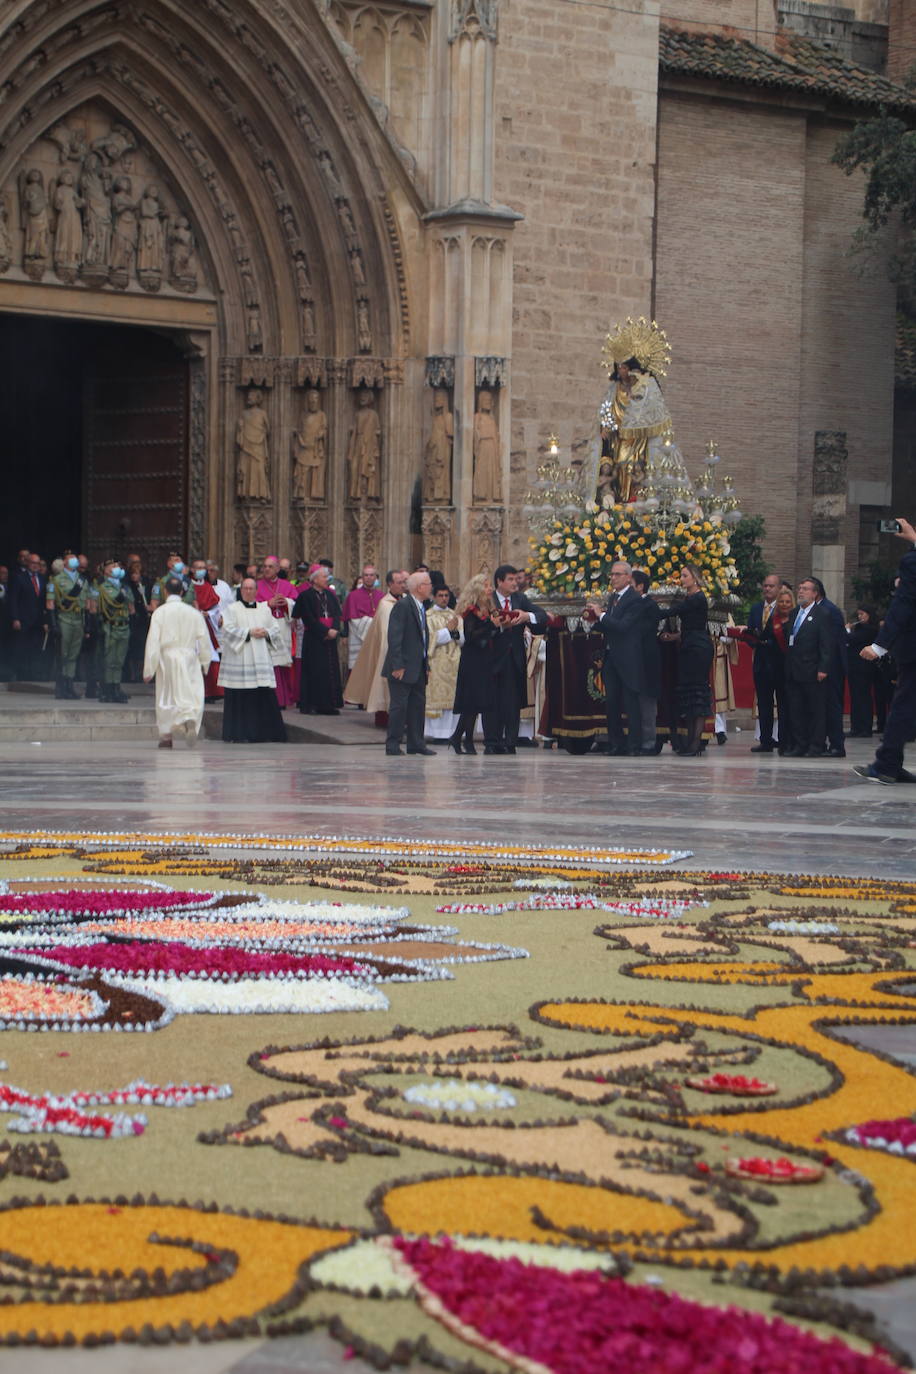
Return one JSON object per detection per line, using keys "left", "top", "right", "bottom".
{"left": 789, "top": 634, "right": 795, "bottom": 646}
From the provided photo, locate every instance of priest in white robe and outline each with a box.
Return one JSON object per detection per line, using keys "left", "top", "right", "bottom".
{"left": 218, "top": 578, "right": 287, "bottom": 743}
{"left": 143, "top": 579, "right": 212, "bottom": 749}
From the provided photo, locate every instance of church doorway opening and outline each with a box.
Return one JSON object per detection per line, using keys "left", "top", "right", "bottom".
{"left": 0, "top": 315, "right": 189, "bottom": 573}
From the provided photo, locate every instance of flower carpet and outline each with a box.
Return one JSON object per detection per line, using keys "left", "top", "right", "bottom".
{"left": 0, "top": 833, "right": 916, "bottom": 1369}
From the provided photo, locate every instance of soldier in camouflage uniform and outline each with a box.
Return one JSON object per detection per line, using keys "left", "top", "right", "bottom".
{"left": 46, "top": 554, "right": 90, "bottom": 699}
{"left": 92, "top": 559, "right": 133, "bottom": 703}
{"left": 150, "top": 554, "right": 196, "bottom": 611}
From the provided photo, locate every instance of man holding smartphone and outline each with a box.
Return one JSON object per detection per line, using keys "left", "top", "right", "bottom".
{"left": 854, "top": 517, "right": 916, "bottom": 784}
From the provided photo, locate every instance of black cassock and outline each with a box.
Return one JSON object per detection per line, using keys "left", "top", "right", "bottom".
{"left": 293, "top": 585, "right": 344, "bottom": 714}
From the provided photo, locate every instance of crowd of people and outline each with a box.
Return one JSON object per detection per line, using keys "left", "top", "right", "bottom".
{"left": 0, "top": 528, "right": 913, "bottom": 780}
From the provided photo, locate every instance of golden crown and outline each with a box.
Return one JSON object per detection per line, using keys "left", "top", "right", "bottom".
{"left": 602, "top": 316, "right": 671, "bottom": 379}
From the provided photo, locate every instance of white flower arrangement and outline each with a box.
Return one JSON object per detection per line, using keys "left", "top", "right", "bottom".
{"left": 402, "top": 1079, "right": 517, "bottom": 1113}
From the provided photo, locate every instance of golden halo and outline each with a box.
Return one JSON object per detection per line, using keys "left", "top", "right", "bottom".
{"left": 602, "top": 316, "right": 671, "bottom": 379}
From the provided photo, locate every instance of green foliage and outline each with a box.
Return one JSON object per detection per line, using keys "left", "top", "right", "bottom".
{"left": 851, "top": 560, "right": 897, "bottom": 612}
{"left": 832, "top": 108, "right": 916, "bottom": 288}
{"left": 729, "top": 514, "right": 769, "bottom": 609}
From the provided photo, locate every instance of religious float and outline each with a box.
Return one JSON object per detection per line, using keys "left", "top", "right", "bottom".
{"left": 525, "top": 318, "right": 743, "bottom": 752}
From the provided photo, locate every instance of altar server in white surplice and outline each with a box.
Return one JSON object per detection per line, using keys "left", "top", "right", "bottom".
{"left": 217, "top": 578, "right": 287, "bottom": 743}
{"left": 143, "top": 577, "right": 212, "bottom": 749}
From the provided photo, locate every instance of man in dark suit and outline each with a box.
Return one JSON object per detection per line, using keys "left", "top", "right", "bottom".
{"left": 382, "top": 570, "right": 457, "bottom": 756}
{"left": 632, "top": 568, "right": 666, "bottom": 754}
{"left": 483, "top": 564, "right": 547, "bottom": 755}
{"left": 587, "top": 561, "right": 646, "bottom": 756}
{"left": 9, "top": 552, "right": 48, "bottom": 681}
{"left": 812, "top": 577, "right": 847, "bottom": 757}
{"left": 744, "top": 572, "right": 780, "bottom": 752}
{"left": 784, "top": 577, "right": 832, "bottom": 757}
{"left": 854, "top": 517, "right": 916, "bottom": 784}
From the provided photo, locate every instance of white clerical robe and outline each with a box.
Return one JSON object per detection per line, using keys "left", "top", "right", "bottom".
{"left": 143, "top": 596, "right": 211, "bottom": 738}
{"left": 344, "top": 591, "right": 398, "bottom": 712}
{"left": 218, "top": 601, "right": 285, "bottom": 689}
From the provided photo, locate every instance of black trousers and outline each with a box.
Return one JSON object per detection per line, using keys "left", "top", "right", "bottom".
{"left": 875, "top": 661, "right": 916, "bottom": 777}
{"left": 483, "top": 665, "right": 522, "bottom": 748}
{"left": 825, "top": 667, "right": 846, "bottom": 750}
{"left": 753, "top": 660, "right": 776, "bottom": 746}
{"left": 387, "top": 675, "right": 427, "bottom": 751}
{"left": 14, "top": 626, "right": 47, "bottom": 681}
{"left": 604, "top": 661, "right": 642, "bottom": 753}
{"left": 787, "top": 678, "right": 826, "bottom": 753}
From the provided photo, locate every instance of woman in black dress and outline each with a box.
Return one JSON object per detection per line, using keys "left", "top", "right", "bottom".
{"left": 450, "top": 573, "right": 499, "bottom": 754}
{"left": 662, "top": 563, "right": 713, "bottom": 756}
{"left": 292, "top": 565, "right": 343, "bottom": 714}
{"left": 846, "top": 606, "right": 880, "bottom": 737}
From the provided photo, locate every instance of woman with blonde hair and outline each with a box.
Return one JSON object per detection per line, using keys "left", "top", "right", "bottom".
{"left": 661, "top": 563, "right": 713, "bottom": 756}
{"left": 449, "top": 573, "right": 499, "bottom": 754}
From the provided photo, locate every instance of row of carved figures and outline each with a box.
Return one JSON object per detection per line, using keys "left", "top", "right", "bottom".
{"left": 237, "top": 385, "right": 503, "bottom": 506}
{"left": 5, "top": 165, "right": 198, "bottom": 292}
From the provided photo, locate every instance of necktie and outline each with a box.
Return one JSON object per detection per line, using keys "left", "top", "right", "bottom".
{"left": 793, "top": 607, "right": 806, "bottom": 636}
{"left": 762, "top": 601, "right": 773, "bottom": 628}
{"left": 31, "top": 574, "right": 39, "bottom": 596}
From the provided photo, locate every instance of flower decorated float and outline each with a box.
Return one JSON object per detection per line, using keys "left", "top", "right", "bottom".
{"left": 525, "top": 317, "right": 742, "bottom": 750}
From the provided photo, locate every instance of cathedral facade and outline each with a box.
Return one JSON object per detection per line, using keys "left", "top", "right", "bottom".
{"left": 0, "top": 0, "right": 911, "bottom": 597}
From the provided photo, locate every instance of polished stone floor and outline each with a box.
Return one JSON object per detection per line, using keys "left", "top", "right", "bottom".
{"left": 0, "top": 724, "right": 912, "bottom": 876}
{"left": 2, "top": 719, "right": 915, "bottom": 1371}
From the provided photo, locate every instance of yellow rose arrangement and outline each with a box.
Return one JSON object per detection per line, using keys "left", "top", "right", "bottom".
{"left": 529, "top": 504, "right": 738, "bottom": 598}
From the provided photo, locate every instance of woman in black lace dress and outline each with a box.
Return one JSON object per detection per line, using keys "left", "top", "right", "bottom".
{"left": 661, "top": 564, "right": 713, "bottom": 756}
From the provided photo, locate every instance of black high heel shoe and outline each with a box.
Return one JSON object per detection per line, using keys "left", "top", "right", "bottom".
{"left": 463, "top": 736, "right": 477, "bottom": 755}
{"left": 447, "top": 732, "right": 466, "bottom": 754}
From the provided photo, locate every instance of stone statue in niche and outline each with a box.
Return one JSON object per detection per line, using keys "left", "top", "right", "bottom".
{"left": 109, "top": 175, "right": 138, "bottom": 288}
{"left": 357, "top": 297, "right": 372, "bottom": 353}
{"left": 472, "top": 389, "right": 502, "bottom": 504}
{"left": 137, "top": 183, "right": 167, "bottom": 290}
{"left": 79, "top": 150, "right": 112, "bottom": 280}
{"left": 51, "top": 169, "right": 83, "bottom": 283}
{"left": 19, "top": 169, "right": 50, "bottom": 278}
{"left": 424, "top": 388, "right": 454, "bottom": 504}
{"left": 236, "top": 388, "right": 271, "bottom": 502}
{"left": 168, "top": 216, "right": 198, "bottom": 292}
{"left": 247, "top": 304, "right": 263, "bottom": 354}
{"left": 292, "top": 388, "right": 328, "bottom": 503}
{"left": 301, "top": 298, "right": 317, "bottom": 352}
{"left": 347, "top": 388, "right": 381, "bottom": 502}
{"left": 0, "top": 199, "right": 11, "bottom": 273}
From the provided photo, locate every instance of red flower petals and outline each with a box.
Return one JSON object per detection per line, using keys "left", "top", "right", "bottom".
{"left": 21, "top": 941, "right": 371, "bottom": 981}
{"left": 393, "top": 1237, "right": 895, "bottom": 1372}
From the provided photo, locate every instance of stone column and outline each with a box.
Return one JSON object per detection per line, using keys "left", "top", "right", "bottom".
{"left": 811, "top": 429, "right": 848, "bottom": 601}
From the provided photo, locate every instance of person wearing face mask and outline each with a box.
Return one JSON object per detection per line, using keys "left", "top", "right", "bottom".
{"left": 46, "top": 553, "right": 90, "bottom": 699}
{"left": 150, "top": 553, "right": 195, "bottom": 610}
{"left": 190, "top": 559, "right": 223, "bottom": 702}
{"left": 90, "top": 559, "right": 133, "bottom": 702}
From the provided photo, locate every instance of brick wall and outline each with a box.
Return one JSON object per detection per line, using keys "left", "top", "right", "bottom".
{"left": 654, "top": 90, "right": 895, "bottom": 599}
{"left": 494, "top": 0, "right": 659, "bottom": 567}
{"left": 659, "top": 0, "right": 778, "bottom": 45}
{"left": 655, "top": 91, "right": 807, "bottom": 583}
{"left": 798, "top": 121, "right": 895, "bottom": 603}
{"left": 887, "top": 0, "right": 916, "bottom": 81}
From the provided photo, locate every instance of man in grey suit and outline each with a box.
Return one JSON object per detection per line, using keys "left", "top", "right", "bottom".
{"left": 382, "top": 570, "right": 458, "bottom": 756}
{"left": 586, "top": 561, "right": 646, "bottom": 756}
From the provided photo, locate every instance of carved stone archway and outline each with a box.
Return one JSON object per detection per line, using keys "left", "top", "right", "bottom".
{"left": 0, "top": 0, "right": 424, "bottom": 571}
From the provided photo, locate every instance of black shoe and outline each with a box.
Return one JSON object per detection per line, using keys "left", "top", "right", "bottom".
{"left": 784, "top": 747, "right": 807, "bottom": 758}
{"left": 805, "top": 748, "right": 826, "bottom": 757}
{"left": 716, "top": 731, "right": 727, "bottom": 745}
{"left": 64, "top": 678, "right": 80, "bottom": 699}
{"left": 407, "top": 746, "right": 437, "bottom": 756}
{"left": 639, "top": 748, "right": 658, "bottom": 756}
{"left": 504, "top": 745, "right": 516, "bottom": 754}
{"left": 483, "top": 745, "right": 504, "bottom": 755}
{"left": 84, "top": 683, "right": 97, "bottom": 698}
{"left": 852, "top": 763, "right": 897, "bottom": 785}
{"left": 751, "top": 744, "right": 774, "bottom": 753}
{"left": 447, "top": 739, "right": 465, "bottom": 754}
{"left": 515, "top": 737, "right": 535, "bottom": 747}
{"left": 897, "top": 768, "right": 916, "bottom": 783}
{"left": 111, "top": 688, "right": 129, "bottom": 704}
{"left": 385, "top": 747, "right": 403, "bottom": 756}
{"left": 463, "top": 740, "right": 477, "bottom": 755}
{"left": 826, "top": 747, "right": 846, "bottom": 758}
